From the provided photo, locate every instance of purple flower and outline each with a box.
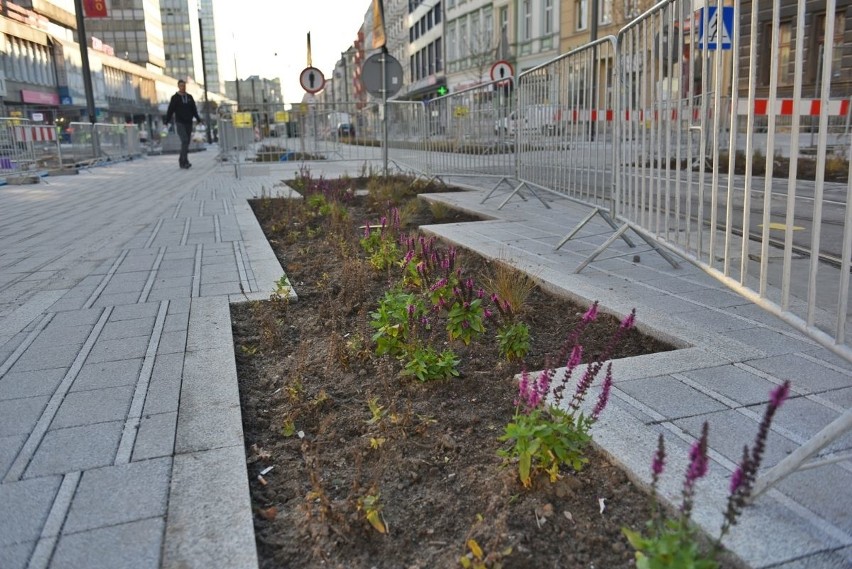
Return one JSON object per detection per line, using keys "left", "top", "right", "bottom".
{"left": 403, "top": 250, "right": 415, "bottom": 264}
{"left": 591, "top": 363, "right": 613, "bottom": 420}
{"left": 491, "top": 293, "right": 500, "bottom": 303}
{"left": 769, "top": 382, "right": 790, "bottom": 408}
{"left": 729, "top": 466, "right": 744, "bottom": 494}
{"left": 582, "top": 302, "right": 599, "bottom": 323}
{"left": 484, "top": 308, "right": 493, "bottom": 319}
{"left": 407, "top": 304, "right": 416, "bottom": 317}
{"left": 620, "top": 309, "right": 636, "bottom": 330}
{"left": 429, "top": 278, "right": 448, "bottom": 292}
{"left": 363, "top": 223, "right": 371, "bottom": 238}
{"left": 477, "top": 288, "right": 485, "bottom": 299}
{"left": 652, "top": 434, "right": 666, "bottom": 479}
{"left": 380, "top": 216, "right": 387, "bottom": 229}
{"left": 685, "top": 423, "right": 710, "bottom": 487}
{"left": 567, "top": 345, "right": 583, "bottom": 369}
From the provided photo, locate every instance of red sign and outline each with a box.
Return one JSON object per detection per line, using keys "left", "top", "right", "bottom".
{"left": 21, "top": 90, "right": 60, "bottom": 105}
{"left": 83, "top": 0, "right": 108, "bottom": 18}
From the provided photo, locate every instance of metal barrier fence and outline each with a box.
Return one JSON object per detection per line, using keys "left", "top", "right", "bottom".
{"left": 65, "top": 122, "right": 145, "bottom": 165}
{"left": 414, "top": 80, "right": 516, "bottom": 180}
{"left": 0, "top": 118, "right": 62, "bottom": 180}
{"left": 516, "top": 39, "right": 619, "bottom": 211}
{"left": 610, "top": 0, "right": 852, "bottom": 360}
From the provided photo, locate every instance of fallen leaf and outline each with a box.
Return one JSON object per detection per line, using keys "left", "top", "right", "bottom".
{"left": 563, "top": 511, "right": 574, "bottom": 523}
{"left": 258, "top": 506, "right": 277, "bottom": 520}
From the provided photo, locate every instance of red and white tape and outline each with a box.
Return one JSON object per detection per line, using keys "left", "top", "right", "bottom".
{"left": 14, "top": 126, "right": 57, "bottom": 142}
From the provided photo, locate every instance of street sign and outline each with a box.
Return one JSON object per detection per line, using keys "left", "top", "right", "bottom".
{"left": 299, "top": 66, "right": 325, "bottom": 94}
{"left": 233, "top": 112, "right": 253, "bottom": 127}
{"left": 361, "top": 53, "right": 404, "bottom": 98}
{"left": 490, "top": 60, "right": 514, "bottom": 83}
{"left": 274, "top": 111, "right": 289, "bottom": 122}
{"left": 453, "top": 106, "right": 469, "bottom": 118}
{"left": 698, "top": 6, "right": 734, "bottom": 50}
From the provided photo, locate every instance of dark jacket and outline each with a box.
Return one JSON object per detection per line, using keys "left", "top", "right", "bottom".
{"left": 166, "top": 92, "right": 201, "bottom": 125}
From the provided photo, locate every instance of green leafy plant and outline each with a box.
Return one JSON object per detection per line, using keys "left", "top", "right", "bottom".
{"left": 445, "top": 278, "right": 487, "bottom": 345}
{"left": 360, "top": 209, "right": 402, "bottom": 271}
{"left": 499, "top": 405, "right": 593, "bottom": 486}
{"left": 496, "top": 322, "right": 531, "bottom": 361}
{"left": 623, "top": 382, "right": 791, "bottom": 568}
{"left": 369, "top": 290, "right": 424, "bottom": 357}
{"left": 498, "top": 303, "right": 635, "bottom": 487}
{"left": 402, "top": 346, "right": 461, "bottom": 382}
{"left": 357, "top": 492, "right": 387, "bottom": 534}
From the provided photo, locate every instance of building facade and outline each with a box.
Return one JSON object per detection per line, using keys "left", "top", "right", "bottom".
{"left": 79, "top": 0, "right": 166, "bottom": 72}
{"left": 161, "top": 0, "right": 202, "bottom": 83}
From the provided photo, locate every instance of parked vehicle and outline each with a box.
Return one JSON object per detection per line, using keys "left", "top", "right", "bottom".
{"left": 337, "top": 123, "right": 355, "bottom": 137}
{"left": 495, "top": 104, "right": 564, "bottom": 136}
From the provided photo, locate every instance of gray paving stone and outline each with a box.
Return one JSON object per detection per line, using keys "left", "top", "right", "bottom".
{"left": 9, "top": 343, "right": 82, "bottom": 373}
{"left": 0, "top": 476, "right": 61, "bottom": 546}
{"left": 0, "top": 434, "right": 25, "bottom": 479}
{"left": 674, "top": 408, "right": 801, "bottom": 468}
{"left": 132, "top": 412, "right": 177, "bottom": 461}
{"left": 681, "top": 365, "right": 780, "bottom": 406}
{"left": 670, "top": 307, "right": 757, "bottom": 333}
{"left": 776, "top": 464, "right": 852, "bottom": 534}
{"left": 24, "top": 421, "right": 123, "bottom": 479}
{"left": 617, "top": 375, "right": 730, "bottom": 419}
{"left": 85, "top": 336, "right": 149, "bottom": 364}
{"left": 50, "top": 517, "right": 164, "bottom": 569}
{"left": 166, "top": 298, "right": 191, "bottom": 315}
{"left": 199, "top": 282, "right": 243, "bottom": 297}
{"left": 90, "top": 292, "right": 143, "bottom": 308}
{"left": 110, "top": 303, "right": 159, "bottom": 321}
{"left": 0, "top": 367, "right": 66, "bottom": 400}
{"left": 64, "top": 457, "right": 172, "bottom": 533}
{"left": 764, "top": 546, "right": 852, "bottom": 569}
{"left": 725, "top": 327, "right": 820, "bottom": 357}
{"left": 163, "top": 446, "right": 258, "bottom": 569}
{"left": 99, "top": 318, "right": 156, "bottom": 341}
{"left": 147, "top": 286, "right": 192, "bottom": 302}
{"left": 0, "top": 540, "right": 35, "bottom": 569}
{"left": 744, "top": 354, "right": 852, "bottom": 393}
{"left": 51, "top": 385, "right": 134, "bottom": 429}
{"left": 162, "top": 312, "right": 189, "bottom": 333}
{"left": 44, "top": 297, "right": 95, "bottom": 315}
{"left": 0, "top": 396, "right": 49, "bottom": 437}
{"left": 772, "top": 396, "right": 852, "bottom": 452}
{"left": 48, "top": 309, "right": 104, "bottom": 328}
{"left": 175, "top": 404, "right": 243, "bottom": 454}
{"left": 70, "top": 358, "right": 143, "bottom": 392}
{"left": 29, "top": 324, "right": 92, "bottom": 347}
{"left": 143, "top": 371, "right": 182, "bottom": 416}
{"left": 156, "top": 329, "right": 187, "bottom": 355}
{"left": 153, "top": 277, "right": 194, "bottom": 289}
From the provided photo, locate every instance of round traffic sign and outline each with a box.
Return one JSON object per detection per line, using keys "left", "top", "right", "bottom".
{"left": 299, "top": 67, "right": 325, "bottom": 94}
{"left": 361, "top": 53, "right": 404, "bottom": 98}
{"left": 490, "top": 60, "right": 514, "bottom": 83}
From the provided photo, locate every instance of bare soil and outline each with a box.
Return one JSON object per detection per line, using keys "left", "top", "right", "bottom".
{"left": 231, "top": 175, "right": 731, "bottom": 568}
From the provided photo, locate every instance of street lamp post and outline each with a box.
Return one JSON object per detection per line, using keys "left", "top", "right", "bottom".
{"left": 198, "top": 10, "right": 212, "bottom": 143}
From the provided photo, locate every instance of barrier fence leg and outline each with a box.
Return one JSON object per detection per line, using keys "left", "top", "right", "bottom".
{"left": 498, "top": 182, "right": 551, "bottom": 210}
{"left": 749, "top": 408, "right": 852, "bottom": 501}
{"left": 480, "top": 177, "right": 520, "bottom": 204}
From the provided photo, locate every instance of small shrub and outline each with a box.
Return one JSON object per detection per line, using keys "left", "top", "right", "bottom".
{"left": 482, "top": 261, "right": 537, "bottom": 317}
{"left": 624, "top": 381, "right": 791, "bottom": 568}
{"left": 498, "top": 303, "right": 635, "bottom": 487}
{"left": 402, "top": 345, "right": 461, "bottom": 382}
{"left": 496, "top": 321, "right": 531, "bottom": 361}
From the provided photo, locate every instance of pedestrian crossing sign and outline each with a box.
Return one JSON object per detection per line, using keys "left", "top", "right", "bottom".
{"left": 698, "top": 6, "right": 734, "bottom": 50}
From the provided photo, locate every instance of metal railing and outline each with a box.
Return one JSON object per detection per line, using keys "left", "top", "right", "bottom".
{"left": 64, "top": 122, "right": 145, "bottom": 166}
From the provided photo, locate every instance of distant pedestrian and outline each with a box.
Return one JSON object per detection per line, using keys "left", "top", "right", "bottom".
{"left": 165, "top": 79, "right": 202, "bottom": 169}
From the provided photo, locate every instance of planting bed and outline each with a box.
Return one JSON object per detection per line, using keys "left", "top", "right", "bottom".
{"left": 231, "top": 173, "right": 737, "bottom": 568}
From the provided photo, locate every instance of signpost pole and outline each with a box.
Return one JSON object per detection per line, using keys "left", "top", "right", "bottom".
{"left": 382, "top": 48, "right": 389, "bottom": 177}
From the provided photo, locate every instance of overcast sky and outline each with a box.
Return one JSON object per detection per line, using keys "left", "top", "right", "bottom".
{"left": 212, "top": 0, "right": 371, "bottom": 103}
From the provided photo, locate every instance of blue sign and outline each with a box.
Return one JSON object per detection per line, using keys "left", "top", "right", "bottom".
{"left": 698, "top": 6, "right": 734, "bottom": 50}
{"left": 61, "top": 96, "right": 73, "bottom": 105}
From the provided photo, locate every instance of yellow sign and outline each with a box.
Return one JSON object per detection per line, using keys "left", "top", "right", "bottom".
{"left": 274, "top": 111, "right": 289, "bottom": 123}
{"left": 234, "top": 112, "right": 253, "bottom": 128}
{"left": 760, "top": 222, "right": 805, "bottom": 231}
{"left": 453, "top": 106, "right": 469, "bottom": 118}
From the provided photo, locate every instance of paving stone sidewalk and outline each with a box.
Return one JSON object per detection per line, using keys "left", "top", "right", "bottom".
{"left": 2, "top": 154, "right": 850, "bottom": 569}
{"left": 0, "top": 150, "right": 285, "bottom": 569}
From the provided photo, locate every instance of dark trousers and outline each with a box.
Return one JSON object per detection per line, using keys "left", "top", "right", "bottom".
{"left": 176, "top": 122, "right": 192, "bottom": 166}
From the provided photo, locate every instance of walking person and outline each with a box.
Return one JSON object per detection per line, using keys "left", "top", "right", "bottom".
{"left": 165, "top": 79, "right": 202, "bottom": 169}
